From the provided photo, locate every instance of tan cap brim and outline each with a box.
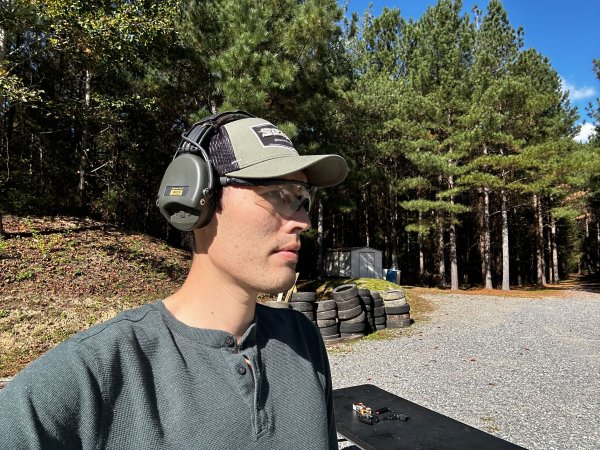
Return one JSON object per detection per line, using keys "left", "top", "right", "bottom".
{"left": 225, "top": 154, "right": 348, "bottom": 187}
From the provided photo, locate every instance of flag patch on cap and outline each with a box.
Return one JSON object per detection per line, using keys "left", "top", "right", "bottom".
{"left": 251, "top": 124, "right": 294, "bottom": 149}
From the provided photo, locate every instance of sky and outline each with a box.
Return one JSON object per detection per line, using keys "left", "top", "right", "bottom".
{"left": 343, "top": 0, "right": 600, "bottom": 142}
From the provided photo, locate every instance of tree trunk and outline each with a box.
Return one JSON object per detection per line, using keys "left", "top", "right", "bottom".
{"left": 595, "top": 221, "right": 600, "bottom": 272}
{"left": 1, "top": 21, "right": 8, "bottom": 238}
{"left": 77, "top": 69, "right": 92, "bottom": 209}
{"left": 418, "top": 211, "right": 425, "bottom": 284}
{"left": 584, "top": 213, "right": 589, "bottom": 238}
{"left": 363, "top": 189, "right": 370, "bottom": 247}
{"left": 316, "top": 200, "right": 324, "bottom": 279}
{"left": 436, "top": 213, "right": 446, "bottom": 288}
{"left": 0, "top": 23, "right": 6, "bottom": 61}
{"left": 550, "top": 211, "right": 559, "bottom": 284}
{"left": 482, "top": 188, "right": 492, "bottom": 289}
{"left": 390, "top": 195, "right": 399, "bottom": 269}
{"left": 533, "top": 194, "right": 546, "bottom": 285}
{"left": 478, "top": 192, "right": 485, "bottom": 281}
{"left": 515, "top": 234, "right": 522, "bottom": 286}
{"left": 449, "top": 220, "right": 458, "bottom": 290}
{"left": 501, "top": 190, "right": 510, "bottom": 290}
{"left": 597, "top": 220, "right": 600, "bottom": 273}
{"left": 447, "top": 175, "right": 458, "bottom": 290}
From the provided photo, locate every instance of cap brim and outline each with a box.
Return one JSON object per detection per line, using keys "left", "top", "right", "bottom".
{"left": 225, "top": 154, "right": 348, "bottom": 188}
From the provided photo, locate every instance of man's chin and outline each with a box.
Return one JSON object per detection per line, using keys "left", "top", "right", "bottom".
{"left": 261, "top": 272, "right": 298, "bottom": 295}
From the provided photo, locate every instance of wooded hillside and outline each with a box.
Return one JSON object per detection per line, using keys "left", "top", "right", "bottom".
{"left": 2, "top": 0, "right": 599, "bottom": 289}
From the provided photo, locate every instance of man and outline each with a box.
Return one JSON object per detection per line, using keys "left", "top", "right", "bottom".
{"left": 0, "top": 111, "right": 348, "bottom": 449}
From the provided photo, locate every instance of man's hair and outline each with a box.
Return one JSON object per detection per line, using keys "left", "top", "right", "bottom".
{"left": 180, "top": 185, "right": 225, "bottom": 254}
{"left": 181, "top": 231, "right": 195, "bottom": 254}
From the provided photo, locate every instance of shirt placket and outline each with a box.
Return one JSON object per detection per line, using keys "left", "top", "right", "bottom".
{"left": 224, "top": 335, "right": 268, "bottom": 436}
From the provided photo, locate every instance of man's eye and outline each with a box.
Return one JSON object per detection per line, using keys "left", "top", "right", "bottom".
{"left": 263, "top": 188, "right": 286, "bottom": 201}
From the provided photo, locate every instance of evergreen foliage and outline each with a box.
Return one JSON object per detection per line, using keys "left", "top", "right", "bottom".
{"left": 1, "top": 0, "right": 598, "bottom": 287}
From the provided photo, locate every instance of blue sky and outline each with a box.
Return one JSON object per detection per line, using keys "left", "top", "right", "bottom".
{"left": 343, "top": 0, "right": 599, "bottom": 142}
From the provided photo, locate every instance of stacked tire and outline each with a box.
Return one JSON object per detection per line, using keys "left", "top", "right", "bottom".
{"left": 358, "top": 288, "right": 375, "bottom": 334}
{"left": 332, "top": 284, "right": 367, "bottom": 339}
{"left": 315, "top": 299, "right": 340, "bottom": 341}
{"left": 289, "top": 292, "right": 317, "bottom": 327}
{"left": 381, "top": 289, "right": 411, "bottom": 328}
{"left": 371, "top": 290, "right": 386, "bottom": 330}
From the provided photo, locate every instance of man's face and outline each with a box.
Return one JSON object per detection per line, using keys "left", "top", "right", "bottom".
{"left": 197, "top": 171, "right": 311, "bottom": 295}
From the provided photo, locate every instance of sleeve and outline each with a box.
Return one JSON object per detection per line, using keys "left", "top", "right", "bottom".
{"left": 0, "top": 339, "right": 105, "bottom": 450}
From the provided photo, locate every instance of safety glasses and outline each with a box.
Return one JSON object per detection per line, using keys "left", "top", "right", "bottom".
{"left": 220, "top": 176, "right": 317, "bottom": 218}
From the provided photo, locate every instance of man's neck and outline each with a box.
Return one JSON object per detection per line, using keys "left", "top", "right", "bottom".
{"left": 163, "top": 256, "right": 257, "bottom": 340}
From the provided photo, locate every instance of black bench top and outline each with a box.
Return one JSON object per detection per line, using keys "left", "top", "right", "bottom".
{"left": 334, "top": 384, "right": 526, "bottom": 450}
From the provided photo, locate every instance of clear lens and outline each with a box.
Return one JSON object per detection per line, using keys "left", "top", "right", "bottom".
{"left": 254, "top": 184, "right": 315, "bottom": 217}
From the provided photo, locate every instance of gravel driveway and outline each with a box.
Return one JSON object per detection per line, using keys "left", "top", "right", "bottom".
{"left": 330, "top": 290, "right": 600, "bottom": 450}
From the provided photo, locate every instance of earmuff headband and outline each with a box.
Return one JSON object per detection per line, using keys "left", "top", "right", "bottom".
{"left": 156, "top": 110, "right": 255, "bottom": 231}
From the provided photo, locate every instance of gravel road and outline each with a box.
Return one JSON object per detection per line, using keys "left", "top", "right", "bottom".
{"left": 330, "top": 290, "right": 600, "bottom": 450}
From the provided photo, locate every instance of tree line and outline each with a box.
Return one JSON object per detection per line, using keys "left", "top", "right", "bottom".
{"left": 1, "top": 0, "right": 599, "bottom": 289}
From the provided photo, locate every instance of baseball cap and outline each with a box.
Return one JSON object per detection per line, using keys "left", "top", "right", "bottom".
{"left": 206, "top": 117, "right": 348, "bottom": 188}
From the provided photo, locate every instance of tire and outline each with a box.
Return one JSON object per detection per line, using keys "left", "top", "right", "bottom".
{"left": 375, "top": 324, "right": 386, "bottom": 331}
{"left": 337, "top": 304, "right": 363, "bottom": 320}
{"left": 340, "top": 332, "right": 366, "bottom": 339}
{"left": 345, "top": 311, "right": 366, "bottom": 324}
{"left": 263, "top": 301, "right": 291, "bottom": 309}
{"left": 335, "top": 296, "right": 360, "bottom": 311}
{"left": 339, "top": 321, "right": 366, "bottom": 333}
{"left": 383, "top": 298, "right": 407, "bottom": 308}
{"left": 322, "top": 333, "right": 342, "bottom": 342}
{"left": 316, "top": 299, "right": 336, "bottom": 312}
{"left": 317, "top": 318, "right": 338, "bottom": 328}
{"left": 360, "top": 296, "right": 373, "bottom": 308}
{"left": 374, "top": 316, "right": 386, "bottom": 325}
{"left": 387, "top": 312, "right": 409, "bottom": 320}
{"left": 316, "top": 309, "right": 337, "bottom": 320}
{"left": 373, "top": 306, "right": 385, "bottom": 317}
{"left": 370, "top": 290, "right": 381, "bottom": 299}
{"left": 373, "top": 298, "right": 383, "bottom": 308}
{"left": 301, "top": 311, "right": 316, "bottom": 321}
{"left": 290, "top": 301, "right": 314, "bottom": 312}
{"left": 331, "top": 284, "right": 359, "bottom": 301}
{"left": 386, "top": 318, "right": 411, "bottom": 328}
{"left": 381, "top": 289, "right": 405, "bottom": 301}
{"left": 357, "top": 288, "right": 371, "bottom": 297}
{"left": 319, "top": 323, "right": 339, "bottom": 336}
{"left": 290, "top": 291, "right": 317, "bottom": 302}
{"left": 385, "top": 304, "right": 410, "bottom": 315}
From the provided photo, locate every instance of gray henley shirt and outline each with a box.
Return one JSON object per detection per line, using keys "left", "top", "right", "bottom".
{"left": 0, "top": 301, "right": 336, "bottom": 449}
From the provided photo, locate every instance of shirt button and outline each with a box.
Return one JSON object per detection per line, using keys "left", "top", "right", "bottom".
{"left": 237, "top": 365, "right": 247, "bottom": 375}
{"left": 225, "top": 336, "right": 235, "bottom": 347}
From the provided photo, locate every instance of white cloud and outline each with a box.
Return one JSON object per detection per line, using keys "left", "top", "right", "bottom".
{"left": 574, "top": 122, "right": 597, "bottom": 143}
{"left": 560, "top": 77, "right": 597, "bottom": 101}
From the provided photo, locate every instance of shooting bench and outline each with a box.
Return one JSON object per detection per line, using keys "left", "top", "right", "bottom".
{"left": 334, "top": 384, "right": 525, "bottom": 449}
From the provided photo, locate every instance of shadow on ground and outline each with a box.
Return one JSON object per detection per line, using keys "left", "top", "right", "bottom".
{"left": 549, "top": 273, "right": 600, "bottom": 294}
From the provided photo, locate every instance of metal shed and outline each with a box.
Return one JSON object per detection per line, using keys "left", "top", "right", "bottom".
{"left": 324, "top": 247, "right": 383, "bottom": 279}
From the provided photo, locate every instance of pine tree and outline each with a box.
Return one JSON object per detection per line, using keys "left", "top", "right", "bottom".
{"left": 398, "top": 0, "right": 473, "bottom": 289}
{"left": 461, "top": 0, "right": 523, "bottom": 290}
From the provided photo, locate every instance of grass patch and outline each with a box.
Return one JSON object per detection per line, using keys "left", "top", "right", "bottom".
{"left": 480, "top": 416, "right": 501, "bottom": 433}
{"left": 299, "top": 277, "right": 409, "bottom": 299}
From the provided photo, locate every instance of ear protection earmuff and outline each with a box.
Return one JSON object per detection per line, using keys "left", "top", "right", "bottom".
{"left": 156, "top": 110, "right": 255, "bottom": 231}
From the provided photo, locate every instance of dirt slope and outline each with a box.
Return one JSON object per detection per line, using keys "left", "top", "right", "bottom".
{"left": 0, "top": 215, "right": 190, "bottom": 377}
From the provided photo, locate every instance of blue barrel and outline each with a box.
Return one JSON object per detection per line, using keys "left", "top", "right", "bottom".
{"left": 386, "top": 269, "right": 398, "bottom": 283}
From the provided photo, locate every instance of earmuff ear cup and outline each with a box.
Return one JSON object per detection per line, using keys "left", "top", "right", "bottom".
{"left": 156, "top": 153, "right": 215, "bottom": 231}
